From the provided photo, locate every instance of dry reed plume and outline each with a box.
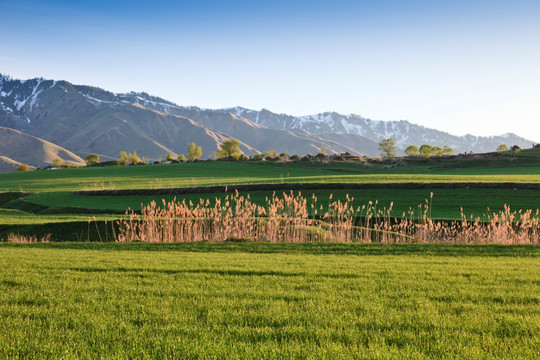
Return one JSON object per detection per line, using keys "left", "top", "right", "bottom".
{"left": 115, "top": 191, "right": 539, "bottom": 244}
{"left": 3, "top": 234, "right": 51, "bottom": 243}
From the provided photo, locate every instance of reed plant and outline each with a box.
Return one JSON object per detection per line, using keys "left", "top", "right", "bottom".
{"left": 2, "top": 233, "right": 51, "bottom": 243}
{"left": 115, "top": 190, "right": 539, "bottom": 244}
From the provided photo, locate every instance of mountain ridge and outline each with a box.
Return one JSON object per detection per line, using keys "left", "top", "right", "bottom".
{"left": 0, "top": 74, "right": 535, "bottom": 166}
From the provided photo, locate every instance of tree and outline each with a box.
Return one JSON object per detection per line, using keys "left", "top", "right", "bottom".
{"left": 177, "top": 154, "right": 186, "bottom": 162}
{"left": 17, "top": 164, "right": 30, "bottom": 172}
{"left": 166, "top": 152, "right": 174, "bottom": 161}
{"left": 404, "top": 145, "right": 419, "bottom": 157}
{"left": 497, "top": 144, "right": 509, "bottom": 153}
{"left": 442, "top": 146, "right": 454, "bottom": 156}
{"left": 53, "top": 157, "right": 63, "bottom": 167}
{"left": 187, "top": 142, "right": 202, "bottom": 161}
{"left": 432, "top": 146, "right": 443, "bottom": 157}
{"left": 128, "top": 151, "right": 141, "bottom": 165}
{"left": 216, "top": 139, "right": 242, "bottom": 160}
{"left": 118, "top": 151, "right": 128, "bottom": 165}
{"left": 419, "top": 144, "right": 434, "bottom": 158}
{"left": 378, "top": 138, "right": 397, "bottom": 158}
{"left": 85, "top": 153, "right": 100, "bottom": 165}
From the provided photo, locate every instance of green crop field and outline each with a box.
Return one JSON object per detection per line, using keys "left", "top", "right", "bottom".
{"left": 0, "top": 243, "right": 538, "bottom": 358}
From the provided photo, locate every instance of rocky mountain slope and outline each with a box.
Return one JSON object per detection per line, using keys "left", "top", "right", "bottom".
{"left": 0, "top": 74, "right": 533, "bottom": 167}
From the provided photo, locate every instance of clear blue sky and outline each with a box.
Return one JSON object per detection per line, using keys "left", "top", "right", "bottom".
{"left": 1, "top": 0, "right": 539, "bottom": 141}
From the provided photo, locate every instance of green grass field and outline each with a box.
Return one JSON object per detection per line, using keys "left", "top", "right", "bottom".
{"left": 0, "top": 154, "right": 539, "bottom": 239}
{"left": 1, "top": 159, "right": 540, "bottom": 193}
{"left": 14, "top": 187, "right": 540, "bottom": 221}
{"left": 0, "top": 243, "right": 538, "bottom": 358}
{"left": 1, "top": 155, "right": 538, "bottom": 358}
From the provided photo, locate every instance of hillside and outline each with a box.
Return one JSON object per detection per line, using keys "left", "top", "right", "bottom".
{"left": 0, "top": 155, "right": 23, "bottom": 173}
{"left": 0, "top": 75, "right": 376, "bottom": 160}
{"left": 0, "top": 126, "right": 84, "bottom": 169}
{"left": 0, "top": 74, "right": 534, "bottom": 161}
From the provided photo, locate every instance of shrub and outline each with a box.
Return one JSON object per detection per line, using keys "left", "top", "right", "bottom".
{"left": 289, "top": 155, "right": 300, "bottom": 161}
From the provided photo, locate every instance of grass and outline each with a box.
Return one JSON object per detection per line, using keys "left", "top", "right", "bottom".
{"left": 110, "top": 192, "right": 538, "bottom": 244}
{"left": 17, "top": 187, "right": 540, "bottom": 221}
{"left": 0, "top": 211, "right": 114, "bottom": 225}
{"left": 0, "top": 243, "right": 538, "bottom": 358}
{"left": 1, "top": 160, "right": 540, "bottom": 193}
{"left": 0, "top": 157, "right": 539, "bottom": 240}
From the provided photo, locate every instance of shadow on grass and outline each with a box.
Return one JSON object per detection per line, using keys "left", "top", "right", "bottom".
{"left": 67, "top": 266, "right": 362, "bottom": 279}
{"left": 1, "top": 241, "right": 538, "bottom": 257}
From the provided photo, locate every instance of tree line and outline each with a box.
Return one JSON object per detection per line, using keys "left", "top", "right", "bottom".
{"left": 378, "top": 138, "right": 454, "bottom": 158}
{"left": 378, "top": 138, "right": 524, "bottom": 158}
{"left": 82, "top": 139, "right": 247, "bottom": 166}
{"left": 15, "top": 137, "right": 527, "bottom": 172}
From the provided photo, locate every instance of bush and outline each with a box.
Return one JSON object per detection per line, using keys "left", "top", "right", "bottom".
{"left": 252, "top": 153, "right": 266, "bottom": 161}
{"left": 17, "top": 164, "right": 30, "bottom": 172}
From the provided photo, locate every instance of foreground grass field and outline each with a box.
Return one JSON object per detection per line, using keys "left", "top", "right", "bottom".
{"left": 0, "top": 243, "right": 538, "bottom": 358}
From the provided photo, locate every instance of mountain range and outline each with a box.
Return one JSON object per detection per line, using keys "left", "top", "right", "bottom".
{"left": 0, "top": 73, "right": 534, "bottom": 170}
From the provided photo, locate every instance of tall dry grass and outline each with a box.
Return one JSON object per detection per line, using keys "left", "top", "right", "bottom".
{"left": 3, "top": 234, "right": 51, "bottom": 243}
{"left": 115, "top": 191, "right": 539, "bottom": 244}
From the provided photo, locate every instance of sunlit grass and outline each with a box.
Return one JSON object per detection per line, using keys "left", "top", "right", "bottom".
{"left": 0, "top": 244, "right": 538, "bottom": 358}
{"left": 1, "top": 161, "right": 539, "bottom": 193}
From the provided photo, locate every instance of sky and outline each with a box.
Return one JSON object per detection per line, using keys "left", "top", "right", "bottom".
{"left": 1, "top": 0, "right": 539, "bottom": 141}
